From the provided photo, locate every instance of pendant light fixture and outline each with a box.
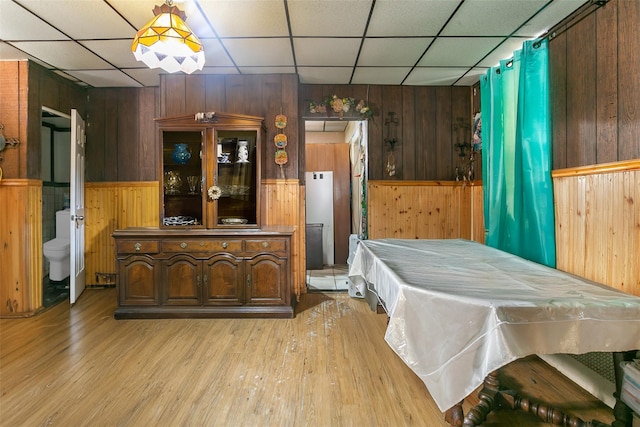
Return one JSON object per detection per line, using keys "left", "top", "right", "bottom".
{"left": 132, "top": 0, "right": 205, "bottom": 74}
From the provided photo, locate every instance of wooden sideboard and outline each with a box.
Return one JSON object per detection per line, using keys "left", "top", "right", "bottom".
{"left": 113, "top": 226, "right": 294, "bottom": 319}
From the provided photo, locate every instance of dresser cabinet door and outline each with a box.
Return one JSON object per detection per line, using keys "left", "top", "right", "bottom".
{"left": 163, "top": 255, "right": 201, "bottom": 305}
{"left": 245, "top": 254, "right": 287, "bottom": 305}
{"left": 203, "top": 254, "right": 243, "bottom": 305}
{"left": 118, "top": 255, "right": 160, "bottom": 305}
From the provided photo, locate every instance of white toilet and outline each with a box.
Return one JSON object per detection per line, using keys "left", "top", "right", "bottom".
{"left": 43, "top": 209, "right": 71, "bottom": 281}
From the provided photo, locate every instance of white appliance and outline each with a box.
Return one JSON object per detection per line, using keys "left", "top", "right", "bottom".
{"left": 43, "top": 209, "right": 71, "bottom": 281}
{"left": 306, "top": 171, "right": 334, "bottom": 265}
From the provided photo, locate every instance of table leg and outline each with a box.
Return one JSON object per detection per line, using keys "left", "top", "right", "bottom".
{"left": 444, "top": 369, "right": 615, "bottom": 427}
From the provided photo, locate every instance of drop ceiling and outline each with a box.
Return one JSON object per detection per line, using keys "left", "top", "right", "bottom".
{"left": 0, "top": 0, "right": 589, "bottom": 88}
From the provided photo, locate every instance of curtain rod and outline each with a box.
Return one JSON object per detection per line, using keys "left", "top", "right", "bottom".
{"left": 533, "top": 0, "right": 609, "bottom": 48}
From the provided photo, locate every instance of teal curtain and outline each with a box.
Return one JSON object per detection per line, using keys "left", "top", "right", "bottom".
{"left": 480, "top": 39, "right": 556, "bottom": 267}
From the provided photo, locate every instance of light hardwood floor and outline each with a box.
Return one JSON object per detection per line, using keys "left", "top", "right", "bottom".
{"left": 0, "top": 289, "right": 614, "bottom": 426}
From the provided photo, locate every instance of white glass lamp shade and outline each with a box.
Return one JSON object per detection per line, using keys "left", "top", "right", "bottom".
{"left": 132, "top": 3, "right": 205, "bottom": 74}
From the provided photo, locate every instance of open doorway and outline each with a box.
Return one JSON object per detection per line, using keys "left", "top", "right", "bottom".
{"left": 41, "top": 107, "right": 72, "bottom": 307}
{"left": 304, "top": 120, "right": 368, "bottom": 292}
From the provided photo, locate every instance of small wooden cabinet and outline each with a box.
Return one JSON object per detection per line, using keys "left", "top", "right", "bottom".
{"left": 113, "top": 228, "right": 294, "bottom": 318}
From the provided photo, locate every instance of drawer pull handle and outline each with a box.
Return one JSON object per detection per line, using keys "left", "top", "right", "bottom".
{"left": 200, "top": 241, "right": 205, "bottom": 247}
{"left": 262, "top": 241, "right": 269, "bottom": 248}
{"left": 222, "top": 242, "right": 228, "bottom": 249}
{"left": 180, "top": 242, "right": 187, "bottom": 249}
{"left": 134, "top": 243, "right": 141, "bottom": 252}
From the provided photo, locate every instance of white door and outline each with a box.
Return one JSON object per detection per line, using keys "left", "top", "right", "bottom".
{"left": 306, "top": 171, "right": 334, "bottom": 265}
{"left": 70, "top": 109, "right": 86, "bottom": 304}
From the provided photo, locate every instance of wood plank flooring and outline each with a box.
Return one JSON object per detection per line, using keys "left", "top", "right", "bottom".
{"left": 0, "top": 289, "right": 614, "bottom": 426}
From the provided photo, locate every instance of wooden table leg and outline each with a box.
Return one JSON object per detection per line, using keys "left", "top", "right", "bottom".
{"left": 444, "top": 369, "right": 616, "bottom": 427}
{"left": 444, "top": 372, "right": 501, "bottom": 427}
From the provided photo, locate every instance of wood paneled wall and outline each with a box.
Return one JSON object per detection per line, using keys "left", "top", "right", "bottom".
{"left": 305, "top": 142, "right": 351, "bottom": 264}
{"left": 0, "top": 61, "right": 86, "bottom": 180}
{"left": 300, "top": 85, "right": 473, "bottom": 181}
{"left": 553, "top": 161, "right": 640, "bottom": 297}
{"left": 84, "top": 182, "right": 159, "bottom": 287}
{"left": 261, "top": 179, "right": 305, "bottom": 297}
{"left": 0, "top": 180, "right": 42, "bottom": 317}
{"left": 0, "top": 61, "right": 28, "bottom": 179}
{"left": 367, "top": 181, "right": 485, "bottom": 243}
{"left": 550, "top": 0, "right": 640, "bottom": 168}
{"left": 86, "top": 88, "right": 159, "bottom": 182}
{"left": 159, "top": 74, "right": 299, "bottom": 181}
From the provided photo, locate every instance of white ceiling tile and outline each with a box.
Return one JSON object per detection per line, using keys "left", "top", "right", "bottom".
{"left": 122, "top": 68, "right": 164, "bottom": 87}
{"left": 441, "top": 0, "right": 549, "bottom": 37}
{"left": 305, "top": 121, "right": 325, "bottom": 132}
{"left": 515, "top": 0, "right": 588, "bottom": 37}
{"left": 477, "top": 37, "right": 530, "bottom": 68}
{"left": 297, "top": 67, "right": 354, "bottom": 84}
{"left": 107, "top": 0, "right": 169, "bottom": 31}
{"left": 11, "top": 41, "right": 112, "bottom": 70}
{"left": 18, "top": 0, "right": 135, "bottom": 39}
{"left": 51, "top": 70, "right": 83, "bottom": 85}
{"left": 80, "top": 40, "right": 140, "bottom": 69}
{"left": 294, "top": 38, "right": 362, "bottom": 66}
{"left": 403, "top": 68, "right": 468, "bottom": 86}
{"left": 351, "top": 67, "right": 412, "bottom": 85}
{"left": 368, "top": 0, "right": 460, "bottom": 36}
{"left": 358, "top": 38, "right": 432, "bottom": 67}
{"left": 64, "top": 69, "right": 142, "bottom": 88}
{"left": 0, "top": 0, "right": 69, "bottom": 40}
{"left": 197, "top": 0, "right": 288, "bottom": 37}
{"left": 201, "top": 38, "right": 236, "bottom": 67}
{"left": 0, "top": 42, "right": 31, "bottom": 60}
{"left": 455, "top": 68, "right": 488, "bottom": 86}
{"left": 0, "top": 0, "right": 588, "bottom": 87}
{"left": 223, "top": 38, "right": 293, "bottom": 67}
{"left": 288, "top": 0, "right": 371, "bottom": 36}
{"left": 419, "top": 37, "right": 504, "bottom": 67}
{"left": 324, "top": 122, "right": 348, "bottom": 132}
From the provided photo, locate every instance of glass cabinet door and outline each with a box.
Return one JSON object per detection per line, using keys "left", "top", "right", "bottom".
{"left": 214, "top": 130, "right": 258, "bottom": 226}
{"left": 161, "top": 130, "right": 204, "bottom": 227}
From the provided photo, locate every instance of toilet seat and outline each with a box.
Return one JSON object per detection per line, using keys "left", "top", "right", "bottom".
{"left": 43, "top": 238, "right": 70, "bottom": 254}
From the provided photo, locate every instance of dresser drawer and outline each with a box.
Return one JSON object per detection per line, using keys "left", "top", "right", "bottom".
{"left": 116, "top": 239, "right": 160, "bottom": 254}
{"left": 163, "top": 239, "right": 242, "bottom": 253}
{"left": 245, "top": 239, "right": 287, "bottom": 253}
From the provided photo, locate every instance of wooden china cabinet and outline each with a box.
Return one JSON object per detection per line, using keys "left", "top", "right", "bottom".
{"left": 113, "top": 112, "right": 294, "bottom": 319}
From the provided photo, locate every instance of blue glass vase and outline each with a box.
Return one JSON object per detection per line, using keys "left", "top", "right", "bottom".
{"left": 171, "top": 143, "right": 191, "bottom": 164}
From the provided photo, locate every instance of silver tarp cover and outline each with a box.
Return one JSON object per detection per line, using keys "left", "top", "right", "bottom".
{"left": 348, "top": 239, "right": 640, "bottom": 412}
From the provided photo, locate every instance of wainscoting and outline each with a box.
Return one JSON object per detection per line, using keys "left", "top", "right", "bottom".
{"left": 0, "top": 179, "right": 42, "bottom": 317}
{"left": 367, "top": 180, "right": 485, "bottom": 242}
{"left": 553, "top": 160, "right": 640, "bottom": 296}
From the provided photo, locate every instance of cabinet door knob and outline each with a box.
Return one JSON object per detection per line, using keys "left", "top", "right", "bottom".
{"left": 134, "top": 243, "right": 141, "bottom": 252}
{"left": 180, "top": 242, "right": 187, "bottom": 249}
{"left": 262, "top": 241, "right": 269, "bottom": 248}
{"left": 196, "top": 275, "right": 201, "bottom": 287}
{"left": 222, "top": 242, "right": 228, "bottom": 249}
{"left": 247, "top": 275, "right": 251, "bottom": 287}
